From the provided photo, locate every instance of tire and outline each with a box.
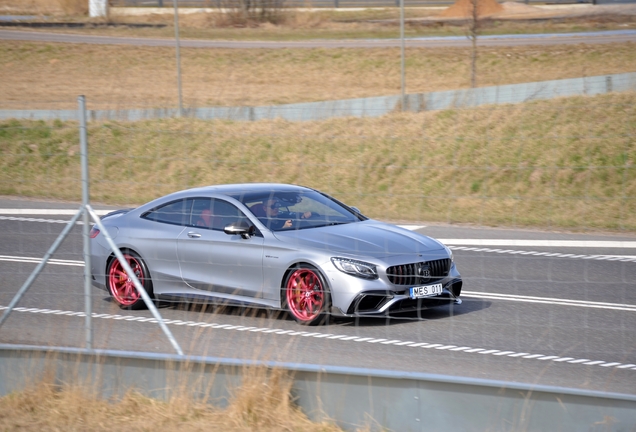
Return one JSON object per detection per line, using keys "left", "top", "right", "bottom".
{"left": 106, "top": 250, "right": 153, "bottom": 310}
{"left": 283, "top": 264, "right": 330, "bottom": 326}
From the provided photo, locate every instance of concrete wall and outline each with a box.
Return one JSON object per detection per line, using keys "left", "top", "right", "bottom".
{"left": 1, "top": 72, "right": 634, "bottom": 123}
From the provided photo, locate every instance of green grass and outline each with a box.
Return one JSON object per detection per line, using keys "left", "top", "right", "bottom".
{"left": 1, "top": 92, "right": 635, "bottom": 232}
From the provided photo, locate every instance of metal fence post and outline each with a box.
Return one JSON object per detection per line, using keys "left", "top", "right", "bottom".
{"left": 78, "top": 96, "right": 93, "bottom": 351}
{"left": 400, "top": 0, "right": 405, "bottom": 111}
{"left": 173, "top": 0, "right": 184, "bottom": 117}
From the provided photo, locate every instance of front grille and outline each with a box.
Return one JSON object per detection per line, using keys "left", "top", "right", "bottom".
{"left": 386, "top": 258, "right": 451, "bottom": 286}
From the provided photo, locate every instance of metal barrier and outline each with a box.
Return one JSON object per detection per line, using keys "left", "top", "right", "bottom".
{"left": 111, "top": 0, "right": 458, "bottom": 7}
{"left": 109, "top": 0, "right": 596, "bottom": 7}
{"left": 1, "top": 344, "right": 635, "bottom": 431}
{"left": 2, "top": 72, "right": 634, "bottom": 123}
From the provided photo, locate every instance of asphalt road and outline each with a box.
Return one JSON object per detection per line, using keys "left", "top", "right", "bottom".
{"left": 1, "top": 28, "right": 636, "bottom": 48}
{"left": 0, "top": 198, "right": 635, "bottom": 395}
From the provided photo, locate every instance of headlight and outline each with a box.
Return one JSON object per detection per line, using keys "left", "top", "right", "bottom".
{"left": 331, "top": 257, "right": 378, "bottom": 280}
{"left": 445, "top": 245, "right": 454, "bottom": 263}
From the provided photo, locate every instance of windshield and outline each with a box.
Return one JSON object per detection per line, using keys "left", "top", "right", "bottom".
{"left": 232, "top": 189, "right": 363, "bottom": 232}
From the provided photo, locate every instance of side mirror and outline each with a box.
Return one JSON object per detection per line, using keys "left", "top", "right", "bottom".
{"left": 350, "top": 206, "right": 361, "bottom": 214}
{"left": 224, "top": 220, "right": 255, "bottom": 239}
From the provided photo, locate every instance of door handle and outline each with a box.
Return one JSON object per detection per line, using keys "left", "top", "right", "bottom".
{"left": 187, "top": 232, "right": 201, "bottom": 238}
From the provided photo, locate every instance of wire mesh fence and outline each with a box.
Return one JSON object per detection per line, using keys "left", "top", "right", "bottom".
{"left": 1, "top": 93, "right": 636, "bottom": 406}
{"left": 2, "top": 6, "right": 636, "bottom": 427}
{"left": 1, "top": 23, "right": 636, "bottom": 412}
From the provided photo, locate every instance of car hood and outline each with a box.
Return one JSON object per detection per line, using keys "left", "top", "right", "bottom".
{"left": 272, "top": 220, "right": 445, "bottom": 259}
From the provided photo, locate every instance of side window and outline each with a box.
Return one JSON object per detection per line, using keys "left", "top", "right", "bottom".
{"left": 191, "top": 198, "right": 214, "bottom": 229}
{"left": 190, "top": 198, "right": 250, "bottom": 231}
{"left": 142, "top": 199, "right": 192, "bottom": 226}
{"left": 212, "top": 199, "right": 250, "bottom": 230}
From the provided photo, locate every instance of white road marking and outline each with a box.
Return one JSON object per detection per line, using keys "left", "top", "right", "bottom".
{"left": 449, "top": 246, "right": 636, "bottom": 262}
{"left": 398, "top": 225, "right": 426, "bottom": 230}
{"left": 0, "top": 209, "right": 111, "bottom": 216}
{"left": 1, "top": 304, "right": 634, "bottom": 371}
{"left": 442, "top": 239, "right": 636, "bottom": 248}
{"left": 0, "top": 216, "right": 86, "bottom": 225}
{"left": 0, "top": 255, "right": 84, "bottom": 266}
{"left": 461, "top": 291, "right": 636, "bottom": 312}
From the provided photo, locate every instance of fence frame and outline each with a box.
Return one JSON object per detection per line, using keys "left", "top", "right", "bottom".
{"left": 0, "top": 96, "right": 184, "bottom": 356}
{"left": 1, "top": 344, "right": 636, "bottom": 431}
{"left": 1, "top": 94, "right": 636, "bottom": 430}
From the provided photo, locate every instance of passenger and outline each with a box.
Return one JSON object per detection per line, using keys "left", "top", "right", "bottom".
{"left": 196, "top": 209, "right": 212, "bottom": 228}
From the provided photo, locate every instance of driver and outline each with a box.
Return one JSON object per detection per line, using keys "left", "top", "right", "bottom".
{"left": 263, "top": 198, "right": 312, "bottom": 230}
{"left": 263, "top": 199, "right": 293, "bottom": 229}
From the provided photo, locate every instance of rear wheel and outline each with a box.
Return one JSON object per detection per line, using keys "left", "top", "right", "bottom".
{"left": 283, "top": 265, "right": 329, "bottom": 326}
{"left": 106, "top": 251, "right": 153, "bottom": 310}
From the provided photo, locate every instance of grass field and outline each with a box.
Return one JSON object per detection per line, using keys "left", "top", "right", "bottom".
{"left": 2, "top": 41, "right": 635, "bottom": 110}
{"left": 1, "top": 5, "right": 635, "bottom": 233}
{"left": 2, "top": 91, "right": 635, "bottom": 232}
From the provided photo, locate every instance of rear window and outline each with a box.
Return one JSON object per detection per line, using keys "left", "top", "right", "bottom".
{"left": 141, "top": 199, "right": 192, "bottom": 226}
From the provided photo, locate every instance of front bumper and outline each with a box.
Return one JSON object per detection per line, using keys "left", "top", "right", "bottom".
{"left": 339, "top": 278, "right": 463, "bottom": 317}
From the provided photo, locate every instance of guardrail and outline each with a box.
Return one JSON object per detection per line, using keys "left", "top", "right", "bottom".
{"left": 109, "top": 0, "right": 458, "bottom": 7}
{"left": 1, "top": 344, "right": 635, "bottom": 431}
{"left": 109, "top": 0, "right": 595, "bottom": 7}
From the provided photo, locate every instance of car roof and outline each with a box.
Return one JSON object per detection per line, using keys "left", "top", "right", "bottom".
{"left": 134, "top": 184, "right": 315, "bottom": 213}
{"left": 144, "top": 183, "right": 314, "bottom": 206}
{"left": 184, "top": 183, "right": 312, "bottom": 196}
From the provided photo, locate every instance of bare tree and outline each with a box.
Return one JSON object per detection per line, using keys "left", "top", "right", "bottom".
{"left": 469, "top": 0, "right": 479, "bottom": 88}
{"left": 441, "top": 0, "right": 502, "bottom": 88}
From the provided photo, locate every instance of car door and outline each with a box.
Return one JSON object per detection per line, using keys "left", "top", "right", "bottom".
{"left": 136, "top": 198, "right": 192, "bottom": 292}
{"left": 176, "top": 198, "right": 265, "bottom": 299}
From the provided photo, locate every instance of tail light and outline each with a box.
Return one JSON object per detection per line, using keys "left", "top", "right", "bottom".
{"left": 89, "top": 226, "right": 100, "bottom": 238}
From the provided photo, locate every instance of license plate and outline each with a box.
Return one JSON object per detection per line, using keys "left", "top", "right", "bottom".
{"left": 409, "top": 283, "right": 443, "bottom": 299}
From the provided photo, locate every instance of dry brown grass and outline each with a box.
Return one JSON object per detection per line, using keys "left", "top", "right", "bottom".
{"left": 0, "top": 0, "right": 86, "bottom": 16}
{"left": 57, "top": 0, "right": 88, "bottom": 16}
{"left": 440, "top": 0, "right": 503, "bottom": 18}
{"left": 1, "top": 41, "right": 635, "bottom": 110}
{"left": 0, "top": 367, "right": 348, "bottom": 431}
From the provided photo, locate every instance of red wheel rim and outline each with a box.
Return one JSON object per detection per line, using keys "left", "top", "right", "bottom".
{"left": 108, "top": 254, "right": 143, "bottom": 306}
{"left": 286, "top": 268, "right": 325, "bottom": 322}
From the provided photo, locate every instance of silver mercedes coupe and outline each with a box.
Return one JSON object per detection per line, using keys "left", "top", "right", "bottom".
{"left": 90, "top": 183, "right": 462, "bottom": 325}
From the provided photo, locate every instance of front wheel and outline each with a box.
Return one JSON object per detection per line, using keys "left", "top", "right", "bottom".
{"left": 283, "top": 265, "right": 330, "bottom": 326}
{"left": 106, "top": 251, "right": 153, "bottom": 310}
